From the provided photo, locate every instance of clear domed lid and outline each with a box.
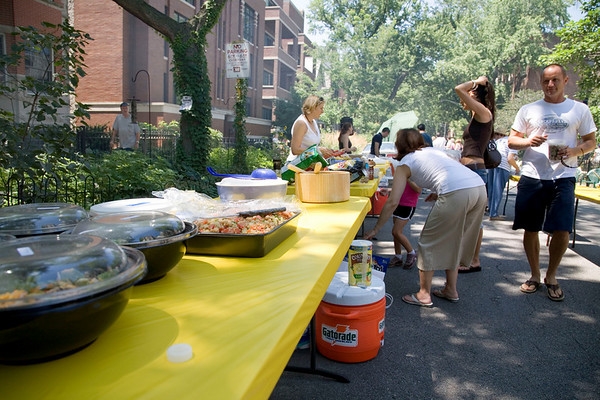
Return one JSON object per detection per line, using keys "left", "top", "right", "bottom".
{"left": 0, "top": 234, "right": 146, "bottom": 310}
{"left": 0, "top": 203, "right": 89, "bottom": 236}
{"left": 69, "top": 211, "right": 186, "bottom": 245}
{"left": 0, "top": 233, "right": 16, "bottom": 242}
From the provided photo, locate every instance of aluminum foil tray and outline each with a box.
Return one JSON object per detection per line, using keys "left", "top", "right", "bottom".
{"left": 185, "top": 212, "right": 300, "bottom": 258}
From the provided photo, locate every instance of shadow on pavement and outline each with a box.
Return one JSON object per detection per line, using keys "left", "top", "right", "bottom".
{"left": 271, "top": 192, "right": 600, "bottom": 400}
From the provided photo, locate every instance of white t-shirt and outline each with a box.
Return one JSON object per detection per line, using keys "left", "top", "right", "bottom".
{"left": 113, "top": 114, "right": 141, "bottom": 149}
{"left": 432, "top": 136, "right": 447, "bottom": 148}
{"left": 398, "top": 147, "right": 484, "bottom": 195}
{"left": 495, "top": 136, "right": 517, "bottom": 172}
{"left": 287, "top": 114, "right": 321, "bottom": 161}
{"left": 512, "top": 98, "right": 596, "bottom": 180}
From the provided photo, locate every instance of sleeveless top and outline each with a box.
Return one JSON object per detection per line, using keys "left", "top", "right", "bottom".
{"left": 287, "top": 114, "right": 320, "bottom": 161}
{"left": 338, "top": 136, "right": 353, "bottom": 152}
{"left": 461, "top": 118, "right": 493, "bottom": 159}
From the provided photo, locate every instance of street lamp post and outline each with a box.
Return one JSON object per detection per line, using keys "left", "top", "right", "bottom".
{"left": 133, "top": 70, "right": 151, "bottom": 157}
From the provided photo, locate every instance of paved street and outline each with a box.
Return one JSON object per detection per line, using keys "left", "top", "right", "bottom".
{"left": 271, "top": 188, "right": 600, "bottom": 400}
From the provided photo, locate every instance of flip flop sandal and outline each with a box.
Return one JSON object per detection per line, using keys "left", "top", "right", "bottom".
{"left": 458, "top": 265, "right": 482, "bottom": 274}
{"left": 545, "top": 281, "right": 565, "bottom": 302}
{"left": 402, "top": 294, "right": 433, "bottom": 308}
{"left": 432, "top": 289, "right": 459, "bottom": 303}
{"left": 520, "top": 280, "right": 541, "bottom": 294}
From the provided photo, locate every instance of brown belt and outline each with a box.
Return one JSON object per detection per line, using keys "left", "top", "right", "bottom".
{"left": 464, "top": 163, "right": 486, "bottom": 171}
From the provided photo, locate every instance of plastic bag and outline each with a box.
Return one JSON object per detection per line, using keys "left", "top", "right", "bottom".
{"left": 152, "top": 187, "right": 302, "bottom": 221}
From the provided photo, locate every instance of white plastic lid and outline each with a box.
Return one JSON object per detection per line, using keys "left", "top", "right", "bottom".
{"left": 322, "top": 271, "right": 385, "bottom": 306}
{"left": 90, "top": 198, "right": 174, "bottom": 216}
{"left": 166, "top": 343, "right": 193, "bottom": 363}
{"left": 216, "top": 177, "right": 287, "bottom": 187}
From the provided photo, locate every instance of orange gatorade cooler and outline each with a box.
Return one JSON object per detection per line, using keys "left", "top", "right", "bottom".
{"left": 316, "top": 271, "right": 385, "bottom": 363}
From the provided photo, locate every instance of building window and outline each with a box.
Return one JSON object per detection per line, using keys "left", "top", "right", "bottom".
{"left": 216, "top": 67, "right": 225, "bottom": 100}
{"left": 245, "top": 96, "right": 252, "bottom": 115}
{"left": 182, "top": 0, "right": 196, "bottom": 6}
{"left": 174, "top": 12, "right": 188, "bottom": 22}
{"left": 263, "top": 70, "right": 273, "bottom": 86}
{"left": 243, "top": 4, "right": 256, "bottom": 44}
{"left": 0, "top": 34, "right": 5, "bottom": 82}
{"left": 163, "top": 72, "right": 169, "bottom": 102}
{"left": 248, "top": 53, "right": 254, "bottom": 88}
{"left": 264, "top": 32, "right": 274, "bottom": 47}
{"left": 262, "top": 106, "right": 272, "bottom": 120}
{"left": 217, "top": 19, "right": 225, "bottom": 50}
{"left": 25, "top": 45, "right": 52, "bottom": 83}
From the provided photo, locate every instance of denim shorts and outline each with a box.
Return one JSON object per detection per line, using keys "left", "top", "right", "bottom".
{"left": 393, "top": 205, "right": 416, "bottom": 220}
{"left": 513, "top": 176, "right": 575, "bottom": 233}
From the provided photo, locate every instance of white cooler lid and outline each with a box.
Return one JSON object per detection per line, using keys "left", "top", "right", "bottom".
{"left": 90, "top": 198, "right": 175, "bottom": 215}
{"left": 322, "top": 271, "right": 385, "bottom": 306}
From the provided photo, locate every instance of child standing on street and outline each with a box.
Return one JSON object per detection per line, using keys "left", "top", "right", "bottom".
{"left": 388, "top": 178, "right": 421, "bottom": 269}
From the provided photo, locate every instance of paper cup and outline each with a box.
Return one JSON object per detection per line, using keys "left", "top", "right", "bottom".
{"left": 547, "top": 137, "right": 567, "bottom": 162}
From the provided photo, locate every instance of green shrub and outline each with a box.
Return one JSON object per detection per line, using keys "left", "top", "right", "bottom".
{"left": 86, "top": 151, "right": 178, "bottom": 197}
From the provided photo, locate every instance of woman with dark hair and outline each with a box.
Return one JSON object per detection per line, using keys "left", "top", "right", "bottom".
{"left": 454, "top": 76, "right": 496, "bottom": 273}
{"left": 338, "top": 120, "right": 357, "bottom": 154}
{"left": 365, "top": 129, "right": 487, "bottom": 307}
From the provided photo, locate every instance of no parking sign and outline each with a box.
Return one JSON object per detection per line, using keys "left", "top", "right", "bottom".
{"left": 226, "top": 42, "right": 250, "bottom": 79}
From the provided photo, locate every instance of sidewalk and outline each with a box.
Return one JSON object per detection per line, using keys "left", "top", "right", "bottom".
{"left": 271, "top": 191, "right": 600, "bottom": 400}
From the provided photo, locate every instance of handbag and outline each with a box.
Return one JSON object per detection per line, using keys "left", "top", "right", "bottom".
{"left": 484, "top": 139, "right": 502, "bottom": 168}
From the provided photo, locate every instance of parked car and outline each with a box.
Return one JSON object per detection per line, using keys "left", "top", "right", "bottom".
{"left": 361, "top": 142, "right": 397, "bottom": 158}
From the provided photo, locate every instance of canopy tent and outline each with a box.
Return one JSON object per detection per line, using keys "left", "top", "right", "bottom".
{"left": 377, "top": 111, "right": 418, "bottom": 142}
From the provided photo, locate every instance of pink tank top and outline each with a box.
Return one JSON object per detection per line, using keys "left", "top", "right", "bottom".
{"left": 399, "top": 183, "right": 419, "bottom": 207}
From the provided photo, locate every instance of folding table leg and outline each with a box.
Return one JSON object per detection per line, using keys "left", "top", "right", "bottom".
{"left": 284, "top": 317, "right": 350, "bottom": 383}
{"left": 571, "top": 198, "right": 579, "bottom": 248}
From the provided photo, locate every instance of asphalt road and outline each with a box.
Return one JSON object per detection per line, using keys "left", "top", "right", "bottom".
{"left": 271, "top": 189, "right": 600, "bottom": 400}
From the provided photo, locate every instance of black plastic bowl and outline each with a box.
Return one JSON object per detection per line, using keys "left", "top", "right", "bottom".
{"left": 130, "top": 222, "right": 197, "bottom": 284}
{"left": 69, "top": 213, "right": 197, "bottom": 285}
{"left": 0, "top": 239, "right": 146, "bottom": 365}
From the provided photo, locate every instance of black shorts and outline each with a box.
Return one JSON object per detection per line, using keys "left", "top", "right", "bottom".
{"left": 393, "top": 205, "right": 416, "bottom": 220}
{"left": 513, "top": 176, "right": 575, "bottom": 233}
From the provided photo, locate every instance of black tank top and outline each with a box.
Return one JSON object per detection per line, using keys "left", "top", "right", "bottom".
{"left": 339, "top": 137, "right": 353, "bottom": 152}
{"left": 461, "top": 119, "right": 493, "bottom": 158}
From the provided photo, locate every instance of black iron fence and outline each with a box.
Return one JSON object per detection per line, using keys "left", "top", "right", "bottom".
{"left": 76, "top": 126, "right": 179, "bottom": 164}
{"left": 2, "top": 174, "right": 140, "bottom": 208}
{"left": 0, "top": 172, "right": 214, "bottom": 208}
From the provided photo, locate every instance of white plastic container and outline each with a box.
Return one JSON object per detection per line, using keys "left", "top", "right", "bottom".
{"left": 216, "top": 177, "right": 288, "bottom": 201}
{"left": 90, "top": 198, "right": 175, "bottom": 216}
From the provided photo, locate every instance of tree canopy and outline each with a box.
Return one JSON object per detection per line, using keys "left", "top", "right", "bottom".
{"left": 543, "top": 0, "right": 600, "bottom": 112}
{"left": 305, "top": 0, "right": 575, "bottom": 137}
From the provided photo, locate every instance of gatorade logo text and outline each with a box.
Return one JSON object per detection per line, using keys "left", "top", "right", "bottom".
{"left": 321, "top": 323, "right": 358, "bottom": 347}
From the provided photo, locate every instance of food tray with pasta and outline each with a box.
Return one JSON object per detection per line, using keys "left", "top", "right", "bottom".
{"left": 185, "top": 210, "right": 301, "bottom": 257}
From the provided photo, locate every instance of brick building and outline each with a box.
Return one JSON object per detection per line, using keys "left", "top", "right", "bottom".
{"left": 0, "top": 0, "right": 69, "bottom": 124}
{"left": 72, "top": 0, "right": 315, "bottom": 139}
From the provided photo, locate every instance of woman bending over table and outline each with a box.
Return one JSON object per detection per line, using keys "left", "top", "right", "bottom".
{"left": 364, "top": 128, "right": 487, "bottom": 307}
